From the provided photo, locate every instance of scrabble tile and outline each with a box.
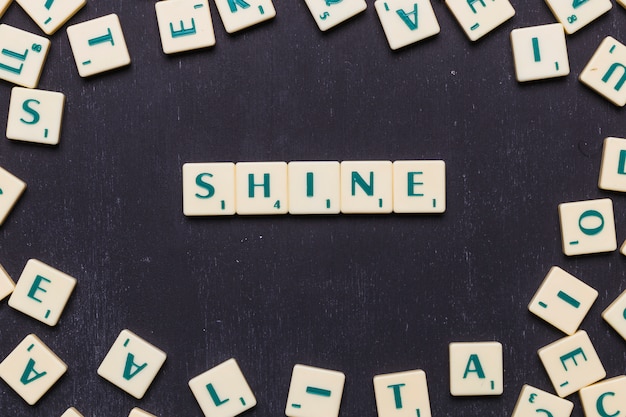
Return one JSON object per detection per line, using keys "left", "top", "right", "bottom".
{"left": 0, "top": 0, "right": 12, "bottom": 19}
{"left": 544, "top": 0, "right": 611, "bottom": 35}
{"left": 6, "top": 87, "right": 65, "bottom": 145}
{"left": 538, "top": 330, "right": 606, "bottom": 397}
{"left": 373, "top": 369, "right": 431, "bottom": 417}
{"left": 0, "top": 262, "right": 15, "bottom": 302}
{"left": 61, "top": 408, "right": 84, "bottom": 417}
{"left": 621, "top": 240, "right": 626, "bottom": 256}
{"left": 15, "top": 0, "right": 86, "bottom": 35}
{"left": 580, "top": 376, "right": 626, "bottom": 417}
{"left": 445, "top": 0, "right": 514, "bottom": 41}
{"left": 8, "top": 259, "right": 76, "bottom": 326}
{"left": 286, "top": 364, "right": 345, "bottom": 417}
{"left": 510, "top": 23, "right": 569, "bottom": 82}
{"left": 0, "top": 334, "right": 67, "bottom": 405}
{"left": 213, "top": 0, "right": 275, "bottom": 34}
{"left": 0, "top": 166, "right": 26, "bottom": 226}
{"left": 449, "top": 341, "right": 503, "bottom": 396}
{"left": 183, "top": 162, "right": 236, "bottom": 216}
{"left": 599, "top": 137, "right": 626, "bottom": 191}
{"left": 235, "top": 162, "right": 288, "bottom": 215}
{"left": 129, "top": 408, "right": 158, "bottom": 417}
{"left": 155, "top": 0, "right": 216, "bottom": 54}
{"left": 67, "top": 14, "right": 131, "bottom": 77}
{"left": 580, "top": 37, "right": 626, "bottom": 107}
{"left": 375, "top": 0, "right": 440, "bottom": 50}
{"left": 528, "top": 266, "right": 598, "bottom": 335}
{"left": 288, "top": 161, "right": 340, "bottom": 215}
{"left": 0, "top": 24, "right": 50, "bottom": 88}
{"left": 340, "top": 161, "right": 392, "bottom": 214}
{"left": 558, "top": 198, "right": 616, "bottom": 256}
{"left": 97, "top": 329, "right": 167, "bottom": 399}
{"left": 602, "top": 290, "right": 626, "bottom": 341}
{"left": 189, "top": 358, "right": 256, "bottom": 417}
{"left": 511, "top": 385, "right": 574, "bottom": 417}
{"left": 303, "top": 0, "right": 367, "bottom": 32}
{"left": 393, "top": 160, "right": 445, "bottom": 213}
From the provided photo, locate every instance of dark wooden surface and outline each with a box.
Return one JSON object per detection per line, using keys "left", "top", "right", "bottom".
{"left": 1, "top": 0, "right": 625, "bottom": 416}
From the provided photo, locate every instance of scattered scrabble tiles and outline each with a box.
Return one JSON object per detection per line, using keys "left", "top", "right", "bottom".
{"left": 445, "top": 0, "right": 515, "bottom": 41}
{"left": 0, "top": 0, "right": 11, "bottom": 19}
{"left": 15, "top": 0, "right": 86, "bottom": 35}
{"left": 6, "top": 87, "right": 66, "bottom": 146}
{"left": 511, "top": 385, "right": 574, "bottom": 417}
{"left": 373, "top": 369, "right": 432, "bottom": 417}
{"left": 61, "top": 407, "right": 84, "bottom": 417}
{"left": 0, "top": 24, "right": 50, "bottom": 88}
{"left": 129, "top": 407, "right": 158, "bottom": 417}
{"left": 0, "top": 166, "right": 26, "bottom": 226}
{"left": 580, "top": 376, "right": 626, "bottom": 417}
{"left": 288, "top": 161, "right": 340, "bottom": 215}
{"left": 599, "top": 137, "right": 626, "bottom": 191}
{"left": 213, "top": 0, "right": 275, "bottom": 33}
{"left": 0, "top": 262, "right": 15, "bottom": 302}
{"left": 235, "top": 161, "right": 288, "bottom": 215}
{"left": 544, "top": 0, "right": 611, "bottom": 34}
{"left": 303, "top": 0, "right": 367, "bottom": 31}
{"left": 579, "top": 37, "right": 626, "bottom": 107}
{"left": 375, "top": 0, "right": 440, "bottom": 51}
{"left": 449, "top": 341, "right": 503, "bottom": 396}
{"left": 558, "top": 198, "right": 616, "bottom": 256}
{"left": 285, "top": 364, "right": 345, "bottom": 417}
{"left": 188, "top": 358, "right": 256, "bottom": 417}
{"left": 155, "top": 0, "right": 216, "bottom": 54}
{"left": 510, "top": 23, "right": 569, "bottom": 82}
{"left": 393, "top": 160, "right": 445, "bottom": 213}
{"left": 602, "top": 290, "right": 626, "bottom": 341}
{"left": 340, "top": 160, "right": 393, "bottom": 214}
{"left": 67, "top": 14, "right": 131, "bottom": 77}
{"left": 0, "top": 334, "right": 67, "bottom": 405}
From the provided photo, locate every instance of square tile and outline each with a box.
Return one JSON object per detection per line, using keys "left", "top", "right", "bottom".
{"left": 538, "top": 330, "right": 606, "bottom": 397}
{"left": 373, "top": 369, "right": 431, "bottom": 417}
{"left": 183, "top": 162, "right": 236, "bottom": 216}
{"left": 0, "top": 334, "right": 67, "bottom": 405}
{"left": 155, "top": 0, "right": 216, "bottom": 54}
{"left": 0, "top": 262, "right": 15, "bottom": 302}
{"left": 510, "top": 23, "right": 569, "bottom": 82}
{"left": 235, "top": 162, "right": 288, "bottom": 215}
{"left": 285, "top": 364, "right": 345, "bottom": 417}
{"left": 8, "top": 259, "right": 76, "bottom": 326}
{"left": 599, "top": 137, "right": 626, "bottom": 191}
{"left": 288, "top": 161, "right": 340, "bottom": 215}
{"left": 375, "top": 0, "right": 440, "bottom": 50}
{"left": 558, "top": 198, "right": 617, "bottom": 256}
{"left": 449, "top": 341, "right": 503, "bottom": 396}
{"left": 0, "top": 24, "right": 50, "bottom": 88}
{"left": 6, "top": 87, "right": 65, "bottom": 145}
{"left": 602, "top": 290, "right": 626, "bottom": 341}
{"left": 445, "top": 0, "right": 514, "bottom": 41}
{"left": 544, "top": 0, "right": 611, "bottom": 34}
{"left": 67, "top": 14, "right": 131, "bottom": 77}
{"left": 580, "top": 375, "right": 626, "bottom": 417}
{"left": 393, "top": 160, "right": 445, "bottom": 213}
{"left": 213, "top": 0, "right": 275, "bottom": 33}
{"left": 129, "top": 408, "right": 158, "bottom": 417}
{"left": 189, "top": 358, "right": 256, "bottom": 417}
{"left": 580, "top": 37, "right": 626, "bottom": 107}
{"left": 0, "top": 165, "right": 26, "bottom": 226}
{"left": 61, "top": 408, "right": 84, "bottom": 417}
{"left": 340, "top": 160, "right": 392, "bottom": 214}
{"left": 528, "top": 266, "right": 598, "bottom": 335}
{"left": 511, "top": 385, "right": 574, "bottom": 417}
{"left": 15, "top": 0, "right": 86, "bottom": 35}
{"left": 0, "top": 0, "right": 12, "bottom": 19}
{"left": 303, "top": 0, "right": 367, "bottom": 32}
{"left": 97, "top": 329, "right": 167, "bottom": 399}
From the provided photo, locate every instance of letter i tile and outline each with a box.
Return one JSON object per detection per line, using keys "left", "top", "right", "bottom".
{"left": 579, "top": 37, "right": 626, "bottom": 107}
{"left": 7, "top": 87, "right": 66, "bottom": 145}
{"left": 511, "top": 385, "right": 573, "bottom": 417}
{"left": 373, "top": 369, "right": 432, "bottom": 417}
{"left": 0, "top": 262, "right": 15, "bottom": 302}
{"left": 212, "top": 0, "right": 275, "bottom": 34}
{"left": 288, "top": 161, "right": 340, "bottom": 214}
{"left": 375, "top": 0, "right": 440, "bottom": 50}
{"left": 602, "top": 290, "right": 626, "bottom": 341}
{"left": 449, "top": 341, "right": 503, "bottom": 396}
{"left": 15, "top": 0, "right": 86, "bottom": 35}
{"left": 510, "top": 23, "right": 570, "bottom": 82}
{"left": 285, "top": 364, "right": 345, "bottom": 417}
{"left": 61, "top": 408, "right": 84, "bottom": 417}
{"left": 579, "top": 376, "right": 626, "bottom": 417}
{"left": 0, "top": 24, "right": 50, "bottom": 88}
{"left": 558, "top": 198, "right": 616, "bottom": 255}
{"left": 303, "top": 0, "right": 367, "bottom": 31}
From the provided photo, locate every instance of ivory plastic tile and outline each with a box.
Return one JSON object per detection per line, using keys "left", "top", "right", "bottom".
{"left": 213, "top": 0, "right": 275, "bottom": 33}
{"left": 303, "top": 0, "right": 366, "bottom": 31}
{"left": 286, "top": 364, "right": 345, "bottom": 417}
{"left": 0, "top": 262, "right": 15, "bottom": 302}
{"left": 0, "top": 334, "right": 67, "bottom": 405}
{"left": 7, "top": 87, "right": 65, "bottom": 145}
{"left": 449, "top": 341, "right": 503, "bottom": 396}
{"left": 0, "top": 166, "right": 26, "bottom": 226}
{"left": 375, "top": 0, "right": 440, "bottom": 50}
{"left": 544, "top": 0, "right": 611, "bottom": 34}
{"left": 155, "top": 0, "right": 216, "bottom": 54}
{"left": 97, "top": 329, "right": 167, "bottom": 399}
{"left": 510, "top": 23, "right": 569, "bottom": 82}
{"left": 235, "top": 162, "right": 288, "bottom": 215}
{"left": 538, "top": 330, "right": 606, "bottom": 397}
{"left": 183, "top": 162, "right": 236, "bottom": 216}
{"left": 129, "top": 408, "right": 158, "bottom": 417}
{"left": 580, "top": 376, "right": 626, "bottom": 417}
{"left": 393, "top": 160, "right": 445, "bottom": 213}
{"left": 340, "top": 161, "right": 392, "bottom": 214}
{"left": 0, "top": 0, "right": 12, "bottom": 19}
{"left": 288, "top": 161, "right": 340, "bottom": 214}
{"left": 0, "top": 24, "right": 50, "bottom": 88}
{"left": 445, "top": 0, "right": 514, "bottom": 41}
{"left": 15, "top": 0, "right": 86, "bottom": 35}
{"left": 558, "top": 198, "right": 616, "bottom": 256}
{"left": 599, "top": 137, "right": 626, "bottom": 191}
{"left": 580, "top": 37, "right": 626, "bottom": 107}
{"left": 188, "top": 358, "right": 256, "bottom": 417}
{"left": 528, "top": 266, "right": 598, "bottom": 335}
{"left": 61, "top": 408, "right": 84, "bottom": 417}
{"left": 373, "top": 369, "right": 431, "bottom": 417}
{"left": 602, "top": 290, "right": 626, "bottom": 341}
{"left": 67, "top": 14, "right": 131, "bottom": 77}
{"left": 8, "top": 259, "right": 76, "bottom": 326}
{"left": 511, "top": 385, "right": 574, "bottom": 417}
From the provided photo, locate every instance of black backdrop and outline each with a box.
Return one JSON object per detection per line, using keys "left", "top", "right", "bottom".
{"left": 1, "top": 0, "right": 625, "bottom": 416}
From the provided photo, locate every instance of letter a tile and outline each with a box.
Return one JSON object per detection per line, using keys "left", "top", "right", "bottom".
{"left": 579, "top": 37, "right": 626, "bottom": 107}
{"left": 449, "top": 341, "right": 503, "bottom": 396}
{"left": 375, "top": 0, "right": 440, "bottom": 50}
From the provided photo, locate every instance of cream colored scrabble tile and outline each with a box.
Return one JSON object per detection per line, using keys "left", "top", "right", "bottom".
{"left": 449, "top": 341, "right": 503, "bottom": 396}
{"left": 373, "top": 369, "right": 431, "bottom": 417}
{"left": 235, "top": 162, "right": 288, "bottom": 215}
{"left": 129, "top": 407, "right": 158, "bottom": 417}
{"left": 558, "top": 198, "right": 616, "bottom": 256}
{"left": 580, "top": 376, "right": 626, "bottom": 417}
{"left": 599, "top": 137, "right": 626, "bottom": 191}
{"left": 528, "top": 266, "right": 598, "bottom": 335}
{"left": 0, "top": 0, "right": 12, "bottom": 19}
{"left": 393, "top": 160, "right": 445, "bottom": 213}
{"left": 286, "top": 364, "right": 345, "bottom": 417}
{"left": 67, "top": 14, "right": 131, "bottom": 77}
{"left": 511, "top": 23, "right": 569, "bottom": 82}
{"left": 8, "top": 259, "right": 76, "bottom": 326}
{"left": 288, "top": 161, "right": 340, "bottom": 214}
{"left": 544, "top": 0, "right": 611, "bottom": 34}
{"left": 0, "top": 166, "right": 26, "bottom": 226}
{"left": 183, "top": 162, "right": 236, "bottom": 216}
{"left": 0, "top": 334, "right": 67, "bottom": 405}
{"left": 538, "top": 330, "right": 606, "bottom": 397}
{"left": 61, "top": 407, "right": 84, "bottom": 417}
{"left": 602, "top": 290, "right": 626, "bottom": 341}
{"left": 303, "top": 0, "right": 366, "bottom": 31}
{"left": 511, "top": 385, "right": 574, "bottom": 417}
{"left": 97, "top": 329, "right": 167, "bottom": 399}
{"left": 7, "top": 87, "right": 65, "bottom": 145}
{"left": 0, "top": 24, "right": 50, "bottom": 88}
{"left": 213, "top": 0, "right": 275, "bottom": 33}
{"left": 340, "top": 161, "right": 392, "bottom": 214}
{"left": 445, "top": 0, "right": 514, "bottom": 41}
{"left": 580, "top": 37, "right": 626, "bottom": 107}
{"left": 16, "top": 0, "right": 86, "bottom": 35}
{"left": 155, "top": 0, "right": 216, "bottom": 54}
{"left": 0, "top": 262, "right": 15, "bottom": 302}
{"left": 189, "top": 358, "right": 256, "bottom": 417}
{"left": 375, "top": 0, "right": 440, "bottom": 50}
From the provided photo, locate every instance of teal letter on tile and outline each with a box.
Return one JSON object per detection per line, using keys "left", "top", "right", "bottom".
{"left": 351, "top": 172, "right": 374, "bottom": 196}
{"left": 407, "top": 172, "right": 424, "bottom": 196}
{"left": 207, "top": 383, "right": 230, "bottom": 406}
{"left": 463, "top": 354, "right": 486, "bottom": 379}
{"left": 227, "top": 0, "right": 250, "bottom": 12}
{"left": 467, "top": 0, "right": 487, "bottom": 13}
{"left": 602, "top": 63, "right": 626, "bottom": 91}
{"left": 88, "top": 28, "right": 114, "bottom": 47}
{"left": 578, "top": 210, "right": 604, "bottom": 236}
{"left": 248, "top": 173, "right": 270, "bottom": 198}
{"left": 123, "top": 353, "right": 148, "bottom": 380}
{"left": 617, "top": 150, "right": 626, "bottom": 174}
{"left": 596, "top": 392, "right": 619, "bottom": 417}
{"left": 396, "top": 4, "right": 418, "bottom": 31}
{"left": 306, "top": 172, "right": 314, "bottom": 197}
{"left": 0, "top": 48, "right": 28, "bottom": 75}
{"left": 20, "top": 99, "right": 41, "bottom": 125}
{"left": 387, "top": 383, "right": 406, "bottom": 409}
{"left": 44, "top": 0, "right": 55, "bottom": 9}
{"left": 27, "top": 275, "right": 51, "bottom": 303}
{"left": 170, "top": 19, "right": 197, "bottom": 38}
{"left": 195, "top": 173, "right": 215, "bottom": 199}
{"left": 20, "top": 358, "right": 47, "bottom": 385}
{"left": 559, "top": 347, "right": 587, "bottom": 371}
